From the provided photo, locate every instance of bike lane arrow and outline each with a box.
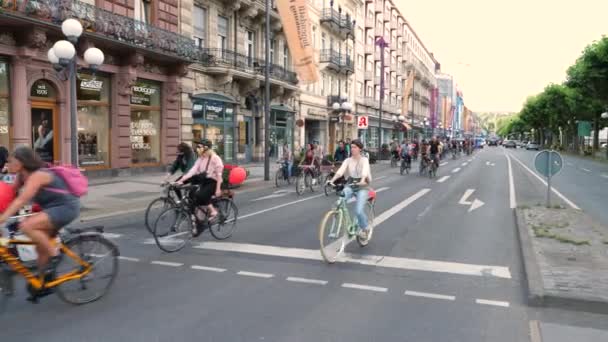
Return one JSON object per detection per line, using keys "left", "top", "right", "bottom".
{"left": 458, "top": 189, "right": 485, "bottom": 212}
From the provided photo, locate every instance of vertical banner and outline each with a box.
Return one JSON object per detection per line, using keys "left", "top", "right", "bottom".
{"left": 401, "top": 70, "right": 415, "bottom": 115}
{"left": 276, "top": 0, "right": 319, "bottom": 84}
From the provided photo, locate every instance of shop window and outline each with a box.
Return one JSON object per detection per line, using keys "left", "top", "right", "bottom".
{"left": 130, "top": 80, "right": 161, "bottom": 165}
{"left": 77, "top": 72, "right": 110, "bottom": 168}
{"left": 0, "top": 61, "right": 9, "bottom": 148}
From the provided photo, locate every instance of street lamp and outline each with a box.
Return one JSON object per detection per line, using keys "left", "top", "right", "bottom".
{"left": 332, "top": 99, "right": 353, "bottom": 141}
{"left": 423, "top": 118, "right": 429, "bottom": 138}
{"left": 48, "top": 18, "right": 104, "bottom": 167}
{"left": 602, "top": 112, "right": 608, "bottom": 119}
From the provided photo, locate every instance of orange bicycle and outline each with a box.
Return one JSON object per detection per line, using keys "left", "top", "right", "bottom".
{"left": 0, "top": 215, "right": 119, "bottom": 311}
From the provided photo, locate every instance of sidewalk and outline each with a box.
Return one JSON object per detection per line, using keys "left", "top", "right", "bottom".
{"left": 532, "top": 321, "right": 608, "bottom": 342}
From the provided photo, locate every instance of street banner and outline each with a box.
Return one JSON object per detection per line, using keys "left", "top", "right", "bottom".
{"left": 275, "top": 0, "right": 319, "bottom": 83}
{"left": 401, "top": 70, "right": 415, "bottom": 115}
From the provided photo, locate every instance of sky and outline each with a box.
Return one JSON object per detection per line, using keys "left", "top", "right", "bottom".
{"left": 395, "top": 0, "right": 608, "bottom": 113}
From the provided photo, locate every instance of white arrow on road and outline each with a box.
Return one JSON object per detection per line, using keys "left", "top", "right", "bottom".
{"left": 485, "top": 161, "right": 495, "bottom": 166}
{"left": 458, "top": 189, "right": 485, "bottom": 212}
{"left": 251, "top": 189, "right": 295, "bottom": 202}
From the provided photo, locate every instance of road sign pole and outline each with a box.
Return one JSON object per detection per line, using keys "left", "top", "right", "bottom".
{"left": 546, "top": 150, "right": 552, "bottom": 207}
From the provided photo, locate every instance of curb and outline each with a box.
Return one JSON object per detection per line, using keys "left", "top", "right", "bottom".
{"left": 515, "top": 208, "right": 608, "bottom": 315}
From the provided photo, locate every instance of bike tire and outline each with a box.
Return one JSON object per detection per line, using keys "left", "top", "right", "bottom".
{"left": 295, "top": 174, "right": 306, "bottom": 195}
{"left": 356, "top": 201, "right": 375, "bottom": 247}
{"left": 275, "top": 169, "right": 286, "bottom": 188}
{"left": 144, "top": 197, "right": 176, "bottom": 234}
{"left": 209, "top": 198, "right": 238, "bottom": 240}
{"left": 55, "top": 235, "right": 119, "bottom": 305}
{"left": 400, "top": 163, "right": 405, "bottom": 175}
{"left": 305, "top": 172, "right": 315, "bottom": 192}
{"left": 153, "top": 207, "right": 193, "bottom": 253}
{"left": 324, "top": 182, "right": 332, "bottom": 196}
{"left": 318, "top": 210, "right": 345, "bottom": 264}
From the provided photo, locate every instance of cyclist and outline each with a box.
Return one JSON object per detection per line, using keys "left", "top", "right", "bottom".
{"left": 400, "top": 139, "right": 412, "bottom": 169}
{"left": 282, "top": 142, "right": 293, "bottom": 178}
{"left": 177, "top": 139, "right": 224, "bottom": 229}
{"left": 163, "top": 142, "right": 196, "bottom": 200}
{"left": 0, "top": 146, "right": 80, "bottom": 274}
{"left": 428, "top": 136, "right": 441, "bottom": 169}
{"left": 327, "top": 139, "right": 372, "bottom": 239}
{"left": 333, "top": 141, "right": 348, "bottom": 162}
{"left": 420, "top": 139, "right": 429, "bottom": 165}
{"left": 300, "top": 143, "right": 320, "bottom": 175}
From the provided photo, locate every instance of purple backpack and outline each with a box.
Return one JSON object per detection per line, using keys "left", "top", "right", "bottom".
{"left": 46, "top": 165, "right": 88, "bottom": 197}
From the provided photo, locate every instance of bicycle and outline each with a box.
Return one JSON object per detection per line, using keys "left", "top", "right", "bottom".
{"left": 400, "top": 155, "right": 411, "bottom": 175}
{"left": 318, "top": 180, "right": 376, "bottom": 264}
{"left": 419, "top": 155, "right": 429, "bottom": 176}
{"left": 295, "top": 165, "right": 323, "bottom": 196}
{"left": 275, "top": 160, "right": 294, "bottom": 187}
{"left": 0, "top": 215, "right": 119, "bottom": 311}
{"left": 153, "top": 184, "right": 238, "bottom": 253}
{"left": 428, "top": 155, "right": 438, "bottom": 179}
{"left": 390, "top": 152, "right": 399, "bottom": 168}
{"left": 144, "top": 182, "right": 182, "bottom": 234}
{"left": 323, "top": 162, "right": 345, "bottom": 196}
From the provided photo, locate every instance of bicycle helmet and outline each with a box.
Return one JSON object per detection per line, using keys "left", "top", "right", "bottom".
{"left": 195, "top": 138, "right": 212, "bottom": 149}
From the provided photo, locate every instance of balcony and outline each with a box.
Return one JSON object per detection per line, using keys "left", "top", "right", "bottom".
{"left": 319, "top": 50, "right": 353, "bottom": 75}
{"left": 365, "top": 97, "right": 379, "bottom": 108}
{"left": 364, "top": 71, "right": 374, "bottom": 81}
{"left": 320, "top": 9, "right": 354, "bottom": 40}
{"left": 375, "top": 1, "right": 384, "bottom": 13}
{"left": 365, "top": 16, "right": 374, "bottom": 29}
{"left": 198, "top": 48, "right": 297, "bottom": 84}
{"left": 341, "top": 56, "right": 354, "bottom": 75}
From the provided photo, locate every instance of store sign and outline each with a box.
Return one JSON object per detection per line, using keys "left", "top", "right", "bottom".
{"left": 78, "top": 75, "right": 104, "bottom": 101}
{"left": 357, "top": 116, "right": 369, "bottom": 129}
{"left": 31, "top": 81, "right": 50, "bottom": 97}
{"left": 131, "top": 84, "right": 157, "bottom": 106}
{"left": 130, "top": 119, "right": 157, "bottom": 150}
{"left": 0, "top": 126, "right": 7, "bottom": 134}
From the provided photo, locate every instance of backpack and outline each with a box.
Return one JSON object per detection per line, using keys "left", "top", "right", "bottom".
{"left": 46, "top": 165, "right": 88, "bottom": 197}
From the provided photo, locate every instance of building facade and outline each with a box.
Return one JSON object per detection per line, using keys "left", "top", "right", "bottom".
{"left": 0, "top": 0, "right": 191, "bottom": 177}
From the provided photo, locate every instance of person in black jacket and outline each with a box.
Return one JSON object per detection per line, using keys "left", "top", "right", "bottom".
{"left": 334, "top": 141, "right": 347, "bottom": 162}
{"left": 0, "top": 146, "right": 8, "bottom": 173}
{"left": 164, "top": 142, "right": 196, "bottom": 199}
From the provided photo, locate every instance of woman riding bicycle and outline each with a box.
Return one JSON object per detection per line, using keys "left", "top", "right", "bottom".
{"left": 327, "top": 139, "right": 372, "bottom": 239}
{"left": 299, "top": 143, "right": 320, "bottom": 174}
{"left": 0, "top": 146, "right": 80, "bottom": 274}
{"left": 177, "top": 139, "right": 224, "bottom": 224}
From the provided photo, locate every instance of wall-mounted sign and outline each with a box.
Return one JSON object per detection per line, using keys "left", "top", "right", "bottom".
{"left": 131, "top": 83, "right": 158, "bottom": 106}
{"left": 77, "top": 74, "right": 104, "bottom": 101}
{"left": 357, "top": 115, "right": 369, "bottom": 129}
{"left": 30, "top": 80, "right": 51, "bottom": 97}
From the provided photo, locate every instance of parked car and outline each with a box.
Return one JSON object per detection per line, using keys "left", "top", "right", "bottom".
{"left": 503, "top": 140, "right": 517, "bottom": 148}
{"left": 526, "top": 142, "right": 540, "bottom": 150}
{"left": 488, "top": 139, "right": 498, "bottom": 146}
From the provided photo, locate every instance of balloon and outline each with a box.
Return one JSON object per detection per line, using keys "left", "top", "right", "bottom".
{"left": 228, "top": 167, "right": 247, "bottom": 185}
{"left": 0, "top": 182, "right": 15, "bottom": 213}
{"left": 32, "top": 203, "right": 42, "bottom": 213}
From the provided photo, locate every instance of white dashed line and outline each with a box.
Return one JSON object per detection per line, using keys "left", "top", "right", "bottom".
{"left": 118, "top": 256, "right": 140, "bottom": 262}
{"left": 440, "top": 162, "right": 448, "bottom": 166}
{"left": 237, "top": 271, "right": 274, "bottom": 279}
{"left": 102, "top": 233, "right": 123, "bottom": 239}
{"left": 405, "top": 290, "right": 455, "bottom": 301}
{"left": 452, "top": 168, "right": 461, "bottom": 173}
{"left": 581, "top": 168, "right": 591, "bottom": 172}
{"left": 286, "top": 277, "right": 328, "bottom": 285}
{"left": 476, "top": 299, "right": 510, "bottom": 307}
{"left": 150, "top": 261, "right": 183, "bottom": 267}
{"left": 341, "top": 283, "right": 388, "bottom": 293}
{"left": 468, "top": 159, "right": 473, "bottom": 162}
{"left": 437, "top": 176, "right": 450, "bottom": 183}
{"left": 191, "top": 265, "right": 227, "bottom": 272}
{"left": 461, "top": 162, "right": 468, "bottom": 166}
{"left": 505, "top": 153, "right": 517, "bottom": 209}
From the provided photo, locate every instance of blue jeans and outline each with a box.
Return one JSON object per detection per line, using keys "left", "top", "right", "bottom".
{"left": 342, "top": 185, "right": 369, "bottom": 230}
{"left": 285, "top": 161, "right": 293, "bottom": 178}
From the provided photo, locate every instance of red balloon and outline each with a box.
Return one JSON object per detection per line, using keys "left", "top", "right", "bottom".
{"left": 228, "top": 167, "right": 247, "bottom": 185}
{"left": 0, "top": 182, "right": 15, "bottom": 213}
{"left": 32, "top": 203, "right": 42, "bottom": 213}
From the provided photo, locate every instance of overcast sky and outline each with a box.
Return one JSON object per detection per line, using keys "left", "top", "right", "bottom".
{"left": 395, "top": 0, "right": 608, "bottom": 113}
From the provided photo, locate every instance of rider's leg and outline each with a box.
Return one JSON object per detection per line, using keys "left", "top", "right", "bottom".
{"left": 19, "top": 213, "right": 59, "bottom": 270}
{"left": 355, "top": 189, "right": 369, "bottom": 231}
{"left": 287, "top": 161, "right": 293, "bottom": 178}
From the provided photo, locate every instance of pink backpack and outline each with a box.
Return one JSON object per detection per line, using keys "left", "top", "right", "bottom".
{"left": 46, "top": 165, "right": 88, "bottom": 197}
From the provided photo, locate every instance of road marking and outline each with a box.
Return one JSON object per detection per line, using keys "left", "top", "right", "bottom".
{"left": 102, "top": 233, "right": 122, "bottom": 239}
{"left": 191, "top": 265, "right": 227, "bottom": 272}
{"left": 440, "top": 162, "right": 448, "bottom": 166}
{"left": 237, "top": 271, "right": 274, "bottom": 279}
{"left": 376, "top": 186, "right": 390, "bottom": 193}
{"left": 452, "top": 168, "right": 461, "bottom": 173}
{"left": 437, "top": 176, "right": 450, "bottom": 183}
{"left": 374, "top": 189, "right": 431, "bottom": 226}
{"left": 461, "top": 162, "right": 468, "bottom": 166}
{"left": 459, "top": 189, "right": 476, "bottom": 204}
{"left": 529, "top": 321, "right": 542, "bottom": 342}
{"left": 602, "top": 174, "right": 608, "bottom": 179}
{"left": 194, "top": 242, "right": 512, "bottom": 279}
{"left": 505, "top": 153, "right": 517, "bottom": 209}
{"left": 508, "top": 153, "right": 580, "bottom": 210}
{"left": 581, "top": 168, "right": 591, "bottom": 172}
{"left": 405, "top": 290, "right": 455, "bottom": 301}
{"left": 286, "top": 277, "right": 328, "bottom": 285}
{"left": 118, "top": 256, "right": 140, "bottom": 262}
{"left": 150, "top": 261, "right": 183, "bottom": 267}
{"left": 239, "top": 194, "right": 325, "bottom": 220}
{"left": 475, "top": 299, "right": 510, "bottom": 307}
{"left": 342, "top": 283, "right": 388, "bottom": 293}
{"left": 468, "top": 159, "right": 473, "bottom": 162}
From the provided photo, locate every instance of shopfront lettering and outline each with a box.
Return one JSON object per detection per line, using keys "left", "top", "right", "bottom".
{"left": 80, "top": 79, "right": 103, "bottom": 91}
{"left": 132, "top": 86, "right": 157, "bottom": 95}
{"left": 130, "top": 119, "right": 156, "bottom": 150}
{"left": 206, "top": 104, "right": 223, "bottom": 112}
{"left": 0, "top": 125, "right": 8, "bottom": 134}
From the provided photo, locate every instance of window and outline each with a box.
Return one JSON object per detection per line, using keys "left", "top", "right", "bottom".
{"left": 328, "top": 75, "right": 333, "bottom": 94}
{"left": 270, "top": 39, "right": 276, "bottom": 63}
{"left": 130, "top": 80, "right": 161, "bottom": 165}
{"left": 345, "top": 80, "right": 350, "bottom": 95}
{"left": 357, "top": 54, "right": 363, "bottom": 69}
{"left": 321, "top": 32, "right": 326, "bottom": 51}
{"left": 321, "top": 73, "right": 326, "bottom": 96}
{"left": 193, "top": 6, "right": 206, "bottom": 47}
{"left": 77, "top": 72, "right": 111, "bottom": 168}
{"left": 217, "top": 16, "right": 229, "bottom": 51}
{"left": 358, "top": 28, "right": 364, "bottom": 40}
{"left": 312, "top": 25, "right": 317, "bottom": 49}
{"left": 0, "top": 60, "right": 9, "bottom": 149}
{"left": 246, "top": 30, "right": 255, "bottom": 66}
{"left": 283, "top": 42, "right": 289, "bottom": 68}
{"left": 357, "top": 82, "right": 363, "bottom": 96}
{"left": 134, "top": 0, "right": 152, "bottom": 24}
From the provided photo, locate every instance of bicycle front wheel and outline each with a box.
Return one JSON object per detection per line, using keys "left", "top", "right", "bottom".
{"left": 209, "top": 198, "right": 238, "bottom": 240}
{"left": 145, "top": 197, "right": 176, "bottom": 234}
{"left": 357, "top": 201, "right": 376, "bottom": 247}
{"left": 319, "top": 210, "right": 345, "bottom": 264}
{"left": 153, "top": 207, "right": 193, "bottom": 253}
{"left": 55, "top": 235, "right": 119, "bottom": 305}
{"left": 275, "top": 169, "right": 286, "bottom": 188}
{"left": 296, "top": 174, "right": 306, "bottom": 195}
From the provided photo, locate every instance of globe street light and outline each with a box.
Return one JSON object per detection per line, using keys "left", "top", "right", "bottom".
{"left": 332, "top": 99, "right": 353, "bottom": 141}
{"left": 48, "top": 19, "right": 104, "bottom": 166}
{"left": 602, "top": 112, "right": 608, "bottom": 119}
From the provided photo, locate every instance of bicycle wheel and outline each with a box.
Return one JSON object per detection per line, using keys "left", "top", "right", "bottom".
{"left": 400, "top": 162, "right": 405, "bottom": 175}
{"left": 324, "top": 181, "right": 333, "bottom": 196}
{"left": 311, "top": 173, "right": 322, "bottom": 192}
{"left": 319, "top": 210, "right": 345, "bottom": 264}
{"left": 209, "top": 198, "right": 238, "bottom": 240}
{"left": 305, "top": 172, "right": 315, "bottom": 192}
{"left": 55, "top": 235, "right": 119, "bottom": 305}
{"left": 144, "top": 197, "right": 176, "bottom": 234}
{"left": 153, "top": 207, "right": 193, "bottom": 253}
{"left": 357, "top": 201, "right": 376, "bottom": 247}
{"left": 275, "top": 169, "right": 286, "bottom": 188}
{"left": 295, "top": 174, "right": 306, "bottom": 195}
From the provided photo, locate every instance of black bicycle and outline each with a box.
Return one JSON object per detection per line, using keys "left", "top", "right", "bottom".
{"left": 152, "top": 184, "right": 238, "bottom": 253}
{"left": 275, "top": 160, "right": 295, "bottom": 187}
{"left": 144, "top": 182, "right": 182, "bottom": 234}
{"left": 400, "top": 155, "right": 411, "bottom": 175}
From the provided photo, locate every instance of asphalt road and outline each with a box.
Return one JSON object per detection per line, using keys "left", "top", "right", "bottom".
{"left": 2, "top": 147, "right": 607, "bottom": 341}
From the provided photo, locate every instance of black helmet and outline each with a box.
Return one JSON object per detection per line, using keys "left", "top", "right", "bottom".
{"left": 195, "top": 138, "right": 212, "bottom": 149}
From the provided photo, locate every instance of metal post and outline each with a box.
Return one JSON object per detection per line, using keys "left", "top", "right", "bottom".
{"left": 378, "top": 39, "right": 385, "bottom": 151}
{"left": 69, "top": 59, "right": 78, "bottom": 166}
{"left": 546, "top": 151, "right": 552, "bottom": 207}
{"left": 263, "top": 0, "right": 271, "bottom": 181}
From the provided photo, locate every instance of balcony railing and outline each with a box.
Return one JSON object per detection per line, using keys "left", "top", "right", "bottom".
{"left": 198, "top": 48, "right": 297, "bottom": 84}
{"left": 320, "top": 9, "right": 354, "bottom": 39}
{"left": 320, "top": 49, "right": 353, "bottom": 74}
{"left": 327, "top": 95, "right": 343, "bottom": 107}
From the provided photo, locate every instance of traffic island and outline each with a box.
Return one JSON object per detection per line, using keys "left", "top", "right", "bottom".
{"left": 515, "top": 206, "right": 608, "bottom": 314}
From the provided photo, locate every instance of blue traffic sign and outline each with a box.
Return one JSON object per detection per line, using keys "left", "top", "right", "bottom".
{"left": 534, "top": 150, "right": 563, "bottom": 178}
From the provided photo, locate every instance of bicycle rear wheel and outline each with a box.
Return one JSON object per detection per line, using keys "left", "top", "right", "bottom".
{"left": 275, "top": 169, "right": 286, "bottom": 188}
{"left": 295, "top": 174, "right": 306, "bottom": 195}
{"left": 144, "top": 197, "right": 176, "bottom": 234}
{"left": 209, "top": 198, "right": 238, "bottom": 240}
{"left": 55, "top": 235, "right": 119, "bottom": 305}
{"left": 319, "top": 210, "right": 345, "bottom": 263}
{"left": 153, "top": 207, "right": 193, "bottom": 253}
{"left": 357, "top": 201, "right": 376, "bottom": 247}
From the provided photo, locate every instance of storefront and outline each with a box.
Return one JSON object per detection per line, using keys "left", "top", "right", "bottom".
{"left": 358, "top": 116, "right": 393, "bottom": 150}
{"left": 0, "top": 59, "right": 9, "bottom": 149}
{"left": 269, "top": 104, "right": 295, "bottom": 160}
{"left": 77, "top": 72, "right": 110, "bottom": 168}
{"left": 192, "top": 94, "right": 236, "bottom": 163}
{"left": 130, "top": 80, "right": 162, "bottom": 165}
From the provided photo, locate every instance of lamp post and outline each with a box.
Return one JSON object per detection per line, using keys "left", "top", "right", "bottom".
{"left": 332, "top": 99, "right": 353, "bottom": 141}
{"left": 376, "top": 36, "right": 388, "bottom": 150}
{"left": 423, "top": 118, "right": 429, "bottom": 138}
{"left": 47, "top": 18, "right": 104, "bottom": 167}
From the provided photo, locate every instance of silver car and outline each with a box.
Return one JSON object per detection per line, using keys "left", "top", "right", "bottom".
{"left": 526, "top": 142, "right": 540, "bottom": 150}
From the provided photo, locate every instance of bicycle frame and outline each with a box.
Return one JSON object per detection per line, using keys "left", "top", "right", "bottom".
{"left": 330, "top": 196, "right": 359, "bottom": 238}
{"left": 0, "top": 239, "right": 92, "bottom": 290}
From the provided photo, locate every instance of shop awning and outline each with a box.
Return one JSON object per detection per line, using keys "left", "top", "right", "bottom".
{"left": 270, "top": 104, "right": 296, "bottom": 113}
{"left": 394, "top": 122, "right": 412, "bottom": 131}
{"left": 191, "top": 93, "right": 238, "bottom": 104}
